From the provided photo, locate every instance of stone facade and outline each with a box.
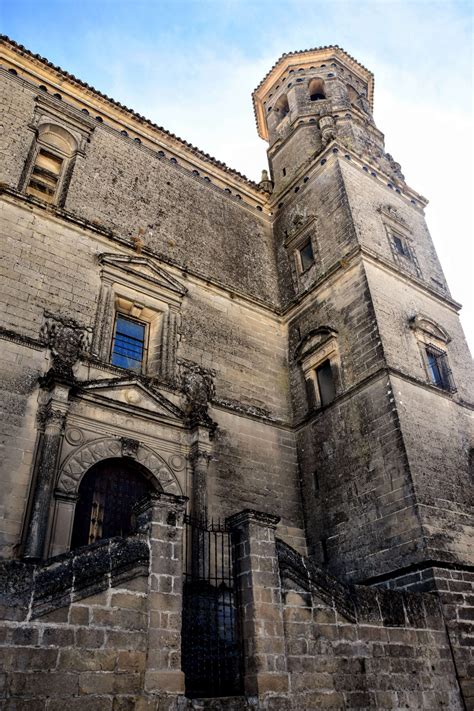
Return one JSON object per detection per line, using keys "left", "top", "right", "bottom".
{"left": 0, "top": 37, "right": 472, "bottom": 708}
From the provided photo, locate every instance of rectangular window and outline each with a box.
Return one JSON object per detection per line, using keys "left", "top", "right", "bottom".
{"left": 26, "top": 149, "right": 63, "bottom": 203}
{"left": 393, "top": 234, "right": 411, "bottom": 259}
{"left": 299, "top": 239, "right": 315, "bottom": 271}
{"left": 111, "top": 315, "right": 147, "bottom": 372}
{"left": 425, "top": 346, "right": 455, "bottom": 392}
{"left": 316, "top": 359, "right": 336, "bottom": 406}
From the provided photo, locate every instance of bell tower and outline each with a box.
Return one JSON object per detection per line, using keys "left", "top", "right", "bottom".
{"left": 254, "top": 48, "right": 474, "bottom": 590}
{"left": 254, "top": 47, "right": 403, "bottom": 194}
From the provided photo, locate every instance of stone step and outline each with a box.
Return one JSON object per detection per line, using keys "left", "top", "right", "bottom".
{"left": 184, "top": 697, "right": 252, "bottom": 710}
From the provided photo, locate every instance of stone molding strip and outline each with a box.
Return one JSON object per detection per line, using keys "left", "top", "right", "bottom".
{"left": 0, "top": 534, "right": 149, "bottom": 620}
{"left": 276, "top": 539, "right": 446, "bottom": 632}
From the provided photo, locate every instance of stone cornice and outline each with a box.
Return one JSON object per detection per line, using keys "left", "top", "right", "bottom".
{"left": 294, "top": 364, "right": 474, "bottom": 431}
{"left": 269, "top": 140, "right": 427, "bottom": 211}
{"left": 0, "top": 38, "right": 267, "bottom": 204}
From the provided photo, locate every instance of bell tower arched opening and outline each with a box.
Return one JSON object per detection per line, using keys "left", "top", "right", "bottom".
{"left": 308, "top": 78, "right": 325, "bottom": 101}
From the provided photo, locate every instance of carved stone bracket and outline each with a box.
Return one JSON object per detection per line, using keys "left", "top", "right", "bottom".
{"left": 319, "top": 115, "right": 336, "bottom": 147}
{"left": 120, "top": 437, "right": 140, "bottom": 459}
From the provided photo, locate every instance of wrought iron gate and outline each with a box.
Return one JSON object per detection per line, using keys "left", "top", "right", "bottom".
{"left": 181, "top": 515, "right": 242, "bottom": 698}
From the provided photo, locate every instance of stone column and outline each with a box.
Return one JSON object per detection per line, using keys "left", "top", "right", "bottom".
{"left": 188, "top": 427, "right": 213, "bottom": 580}
{"left": 23, "top": 389, "right": 69, "bottom": 560}
{"left": 189, "top": 448, "right": 212, "bottom": 521}
{"left": 139, "top": 491, "right": 188, "bottom": 697}
{"left": 227, "top": 509, "right": 290, "bottom": 699}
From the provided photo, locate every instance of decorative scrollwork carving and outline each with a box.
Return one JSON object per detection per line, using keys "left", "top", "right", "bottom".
{"left": 40, "top": 313, "right": 92, "bottom": 382}
{"left": 179, "top": 359, "right": 217, "bottom": 431}
{"left": 121, "top": 437, "right": 140, "bottom": 458}
{"left": 57, "top": 437, "right": 182, "bottom": 496}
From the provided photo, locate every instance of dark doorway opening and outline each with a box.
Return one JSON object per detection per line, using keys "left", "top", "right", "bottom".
{"left": 71, "top": 457, "right": 154, "bottom": 549}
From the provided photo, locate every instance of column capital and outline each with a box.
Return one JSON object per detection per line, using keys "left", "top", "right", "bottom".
{"left": 226, "top": 509, "right": 281, "bottom": 531}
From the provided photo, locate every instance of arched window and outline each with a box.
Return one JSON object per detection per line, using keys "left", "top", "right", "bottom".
{"left": 308, "top": 78, "right": 325, "bottom": 101}
{"left": 347, "top": 85, "right": 359, "bottom": 106}
{"left": 274, "top": 94, "right": 290, "bottom": 119}
{"left": 70, "top": 458, "right": 155, "bottom": 549}
{"left": 25, "top": 123, "right": 77, "bottom": 204}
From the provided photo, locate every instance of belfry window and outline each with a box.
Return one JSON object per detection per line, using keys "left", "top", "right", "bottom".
{"left": 71, "top": 458, "right": 153, "bottom": 549}
{"left": 111, "top": 314, "right": 147, "bottom": 372}
{"left": 274, "top": 94, "right": 290, "bottom": 120}
{"left": 308, "top": 78, "right": 325, "bottom": 101}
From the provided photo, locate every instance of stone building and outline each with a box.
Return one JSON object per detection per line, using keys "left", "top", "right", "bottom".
{"left": 0, "top": 36, "right": 473, "bottom": 709}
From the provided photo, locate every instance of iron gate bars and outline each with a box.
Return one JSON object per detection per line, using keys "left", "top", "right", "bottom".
{"left": 181, "top": 515, "right": 242, "bottom": 698}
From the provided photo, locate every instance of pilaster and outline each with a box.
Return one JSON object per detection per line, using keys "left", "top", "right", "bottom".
{"left": 22, "top": 385, "right": 70, "bottom": 560}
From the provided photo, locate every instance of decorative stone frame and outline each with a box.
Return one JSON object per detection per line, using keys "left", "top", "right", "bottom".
{"left": 93, "top": 254, "right": 187, "bottom": 383}
{"left": 409, "top": 314, "right": 455, "bottom": 393}
{"left": 19, "top": 93, "right": 95, "bottom": 207}
{"left": 48, "top": 436, "right": 183, "bottom": 557}
{"left": 295, "top": 327, "right": 341, "bottom": 410}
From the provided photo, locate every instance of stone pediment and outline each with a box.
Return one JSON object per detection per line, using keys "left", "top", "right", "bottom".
{"left": 98, "top": 253, "right": 187, "bottom": 297}
{"left": 294, "top": 326, "right": 338, "bottom": 362}
{"left": 77, "top": 377, "right": 185, "bottom": 421}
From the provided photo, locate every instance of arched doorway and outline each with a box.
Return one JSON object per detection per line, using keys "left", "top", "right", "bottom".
{"left": 70, "top": 457, "right": 156, "bottom": 549}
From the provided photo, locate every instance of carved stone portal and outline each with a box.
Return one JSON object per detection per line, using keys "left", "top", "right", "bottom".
{"left": 57, "top": 437, "right": 182, "bottom": 496}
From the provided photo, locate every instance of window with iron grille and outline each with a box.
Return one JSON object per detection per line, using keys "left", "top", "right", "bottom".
{"left": 425, "top": 345, "right": 456, "bottom": 392}
{"left": 111, "top": 314, "right": 147, "bottom": 372}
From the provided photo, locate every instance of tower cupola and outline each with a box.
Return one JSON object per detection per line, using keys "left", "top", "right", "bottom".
{"left": 252, "top": 46, "right": 402, "bottom": 192}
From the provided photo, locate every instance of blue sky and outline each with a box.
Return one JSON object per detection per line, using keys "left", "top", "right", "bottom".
{"left": 2, "top": 0, "right": 473, "bottom": 348}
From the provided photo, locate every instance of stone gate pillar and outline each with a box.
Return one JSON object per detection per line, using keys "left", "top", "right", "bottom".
{"left": 227, "top": 509, "right": 289, "bottom": 699}
{"left": 137, "top": 492, "right": 188, "bottom": 697}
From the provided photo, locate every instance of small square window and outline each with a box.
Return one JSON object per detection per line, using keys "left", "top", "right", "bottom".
{"left": 425, "top": 345, "right": 455, "bottom": 392}
{"left": 111, "top": 315, "right": 147, "bottom": 372}
{"left": 315, "top": 359, "right": 336, "bottom": 406}
{"left": 299, "top": 240, "right": 315, "bottom": 271}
